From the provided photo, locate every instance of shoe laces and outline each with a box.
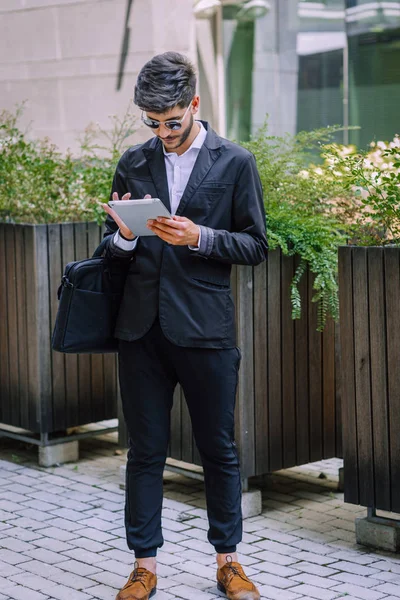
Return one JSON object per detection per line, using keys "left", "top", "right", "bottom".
{"left": 223, "top": 555, "right": 247, "bottom": 585}
{"left": 130, "top": 561, "right": 150, "bottom": 588}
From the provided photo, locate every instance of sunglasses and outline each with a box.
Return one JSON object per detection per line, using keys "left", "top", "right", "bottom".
{"left": 141, "top": 103, "right": 192, "bottom": 131}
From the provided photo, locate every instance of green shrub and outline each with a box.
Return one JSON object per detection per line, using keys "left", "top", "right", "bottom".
{"left": 0, "top": 104, "right": 137, "bottom": 224}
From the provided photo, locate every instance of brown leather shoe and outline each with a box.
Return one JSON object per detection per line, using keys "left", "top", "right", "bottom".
{"left": 217, "top": 556, "right": 260, "bottom": 600}
{"left": 116, "top": 562, "right": 157, "bottom": 600}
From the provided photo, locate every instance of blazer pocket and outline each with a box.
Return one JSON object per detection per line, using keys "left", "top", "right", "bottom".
{"left": 191, "top": 277, "right": 230, "bottom": 290}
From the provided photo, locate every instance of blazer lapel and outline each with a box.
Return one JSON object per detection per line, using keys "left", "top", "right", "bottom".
{"left": 142, "top": 141, "right": 171, "bottom": 213}
{"left": 175, "top": 144, "right": 222, "bottom": 217}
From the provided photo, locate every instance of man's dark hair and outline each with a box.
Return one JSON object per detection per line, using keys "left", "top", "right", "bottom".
{"left": 134, "top": 52, "right": 197, "bottom": 113}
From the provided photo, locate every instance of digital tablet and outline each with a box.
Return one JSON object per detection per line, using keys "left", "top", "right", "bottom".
{"left": 108, "top": 198, "right": 172, "bottom": 237}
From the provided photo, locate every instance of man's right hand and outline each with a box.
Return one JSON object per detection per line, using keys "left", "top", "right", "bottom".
{"left": 102, "top": 193, "right": 152, "bottom": 240}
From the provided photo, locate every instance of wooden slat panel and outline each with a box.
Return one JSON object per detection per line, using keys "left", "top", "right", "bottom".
{"left": 308, "top": 273, "right": 323, "bottom": 462}
{"left": 0, "top": 224, "right": 10, "bottom": 426}
{"left": 181, "top": 388, "right": 193, "bottom": 464}
{"left": 23, "top": 226, "right": 40, "bottom": 432}
{"left": 48, "top": 224, "right": 67, "bottom": 432}
{"left": 235, "top": 265, "right": 255, "bottom": 478}
{"left": 322, "top": 317, "right": 336, "bottom": 458}
{"left": 87, "top": 224, "right": 105, "bottom": 424}
{"left": 368, "top": 248, "right": 390, "bottom": 509}
{"left": 338, "top": 247, "right": 359, "bottom": 503}
{"left": 281, "top": 254, "right": 296, "bottom": 467}
{"left": 352, "top": 247, "right": 374, "bottom": 507}
{"left": 335, "top": 322, "right": 343, "bottom": 459}
{"left": 74, "top": 222, "right": 92, "bottom": 426}
{"left": 384, "top": 248, "right": 400, "bottom": 513}
{"left": 254, "top": 261, "right": 268, "bottom": 474}
{"left": 170, "top": 385, "right": 182, "bottom": 460}
{"left": 5, "top": 226, "right": 19, "bottom": 427}
{"left": 14, "top": 226, "right": 29, "bottom": 429}
{"left": 267, "top": 250, "right": 282, "bottom": 471}
{"left": 34, "top": 225, "right": 52, "bottom": 433}
{"left": 103, "top": 353, "right": 117, "bottom": 420}
{"left": 61, "top": 223, "right": 79, "bottom": 429}
{"left": 294, "top": 257, "right": 310, "bottom": 465}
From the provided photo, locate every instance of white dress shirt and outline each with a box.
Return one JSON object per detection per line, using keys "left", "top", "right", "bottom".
{"left": 113, "top": 121, "right": 208, "bottom": 251}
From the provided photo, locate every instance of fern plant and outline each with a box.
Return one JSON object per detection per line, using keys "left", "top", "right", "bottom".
{"left": 243, "top": 123, "right": 350, "bottom": 330}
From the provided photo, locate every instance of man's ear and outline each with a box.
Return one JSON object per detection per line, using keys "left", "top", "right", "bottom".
{"left": 192, "top": 95, "right": 200, "bottom": 115}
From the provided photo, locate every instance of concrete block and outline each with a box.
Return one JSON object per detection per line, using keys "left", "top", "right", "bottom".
{"left": 39, "top": 441, "right": 79, "bottom": 468}
{"left": 241, "top": 488, "right": 262, "bottom": 519}
{"left": 356, "top": 516, "right": 400, "bottom": 553}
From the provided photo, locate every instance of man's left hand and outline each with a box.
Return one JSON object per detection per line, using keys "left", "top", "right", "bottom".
{"left": 147, "top": 215, "right": 200, "bottom": 247}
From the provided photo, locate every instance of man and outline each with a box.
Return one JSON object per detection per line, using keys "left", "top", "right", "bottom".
{"left": 102, "top": 52, "right": 267, "bottom": 600}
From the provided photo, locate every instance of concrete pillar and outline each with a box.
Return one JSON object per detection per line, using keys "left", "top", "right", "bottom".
{"left": 39, "top": 440, "right": 79, "bottom": 468}
{"left": 356, "top": 513, "right": 400, "bottom": 553}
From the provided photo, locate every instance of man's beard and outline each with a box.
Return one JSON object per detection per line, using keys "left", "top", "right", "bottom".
{"left": 159, "top": 114, "right": 194, "bottom": 150}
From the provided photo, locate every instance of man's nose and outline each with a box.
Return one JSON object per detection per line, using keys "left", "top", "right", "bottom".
{"left": 157, "top": 124, "right": 172, "bottom": 138}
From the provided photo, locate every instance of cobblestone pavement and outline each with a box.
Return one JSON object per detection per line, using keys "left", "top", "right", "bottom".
{"left": 0, "top": 432, "right": 400, "bottom": 600}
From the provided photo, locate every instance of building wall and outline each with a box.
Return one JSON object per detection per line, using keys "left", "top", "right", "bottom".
{"left": 0, "top": 0, "right": 196, "bottom": 152}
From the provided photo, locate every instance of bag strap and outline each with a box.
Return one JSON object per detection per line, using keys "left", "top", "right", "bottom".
{"left": 92, "top": 235, "right": 112, "bottom": 258}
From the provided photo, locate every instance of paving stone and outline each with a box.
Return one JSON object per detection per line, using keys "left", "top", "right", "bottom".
{"left": 48, "top": 571, "right": 97, "bottom": 590}
{"left": 170, "top": 572, "right": 215, "bottom": 591}
{"left": 289, "top": 572, "right": 340, "bottom": 588}
{"left": 8, "top": 573, "right": 59, "bottom": 593}
{"left": 256, "top": 585, "right": 303, "bottom": 600}
{"left": 252, "top": 571, "right": 299, "bottom": 589}
{"left": 56, "top": 558, "right": 102, "bottom": 576}
{"left": 373, "top": 583, "right": 400, "bottom": 597}
{"left": 330, "top": 571, "right": 383, "bottom": 588}
{"left": 331, "top": 582, "right": 387, "bottom": 600}
{"left": 22, "top": 560, "right": 66, "bottom": 578}
{"left": 328, "top": 560, "right": 381, "bottom": 577}
{"left": 288, "top": 583, "right": 342, "bottom": 599}
{"left": 250, "top": 550, "right": 299, "bottom": 566}
{"left": 61, "top": 547, "right": 109, "bottom": 565}
{"left": 290, "top": 551, "right": 339, "bottom": 565}
{"left": 5, "top": 585, "right": 50, "bottom": 600}
{"left": 287, "top": 561, "right": 341, "bottom": 577}
{"left": 0, "top": 537, "right": 36, "bottom": 552}
{"left": 84, "top": 584, "right": 119, "bottom": 599}
{"left": 166, "top": 584, "right": 217, "bottom": 599}
{"left": 32, "top": 537, "right": 75, "bottom": 553}
{"left": 73, "top": 526, "right": 117, "bottom": 542}
{"left": 0, "top": 548, "right": 32, "bottom": 565}
{"left": 50, "top": 508, "right": 90, "bottom": 522}
{"left": 23, "top": 547, "right": 72, "bottom": 564}
{"left": 0, "top": 561, "right": 23, "bottom": 577}
{"left": 87, "top": 570, "right": 126, "bottom": 589}
{"left": 44, "top": 584, "right": 95, "bottom": 600}
{"left": 44, "top": 517, "right": 83, "bottom": 532}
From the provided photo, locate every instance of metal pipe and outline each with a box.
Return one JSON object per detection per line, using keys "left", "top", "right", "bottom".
{"left": 215, "top": 3, "right": 227, "bottom": 137}
{"left": 0, "top": 426, "right": 118, "bottom": 447}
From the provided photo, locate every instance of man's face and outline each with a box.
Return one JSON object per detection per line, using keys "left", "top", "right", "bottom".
{"left": 144, "top": 102, "right": 196, "bottom": 151}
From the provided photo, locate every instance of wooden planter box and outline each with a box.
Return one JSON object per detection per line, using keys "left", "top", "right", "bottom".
{"left": 0, "top": 221, "right": 342, "bottom": 475}
{"left": 339, "top": 246, "right": 400, "bottom": 513}
{"left": 169, "top": 250, "right": 342, "bottom": 479}
{"left": 0, "top": 223, "right": 118, "bottom": 439}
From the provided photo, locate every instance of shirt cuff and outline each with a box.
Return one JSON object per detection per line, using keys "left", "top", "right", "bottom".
{"left": 188, "top": 226, "right": 202, "bottom": 251}
{"left": 113, "top": 230, "right": 138, "bottom": 251}
{"left": 189, "top": 225, "right": 214, "bottom": 257}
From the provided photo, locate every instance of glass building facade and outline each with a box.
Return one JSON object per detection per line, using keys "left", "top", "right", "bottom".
{"left": 223, "top": 0, "right": 400, "bottom": 148}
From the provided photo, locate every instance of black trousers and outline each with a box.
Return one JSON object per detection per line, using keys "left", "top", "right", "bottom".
{"left": 118, "top": 319, "right": 243, "bottom": 558}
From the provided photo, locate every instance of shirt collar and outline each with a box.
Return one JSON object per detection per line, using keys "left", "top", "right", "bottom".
{"left": 163, "top": 121, "right": 207, "bottom": 158}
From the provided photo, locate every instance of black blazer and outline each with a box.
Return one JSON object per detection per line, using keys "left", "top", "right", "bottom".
{"left": 103, "top": 121, "right": 268, "bottom": 348}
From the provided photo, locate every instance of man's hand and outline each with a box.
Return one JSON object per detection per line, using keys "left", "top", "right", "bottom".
{"left": 102, "top": 193, "right": 152, "bottom": 240}
{"left": 147, "top": 215, "right": 200, "bottom": 247}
